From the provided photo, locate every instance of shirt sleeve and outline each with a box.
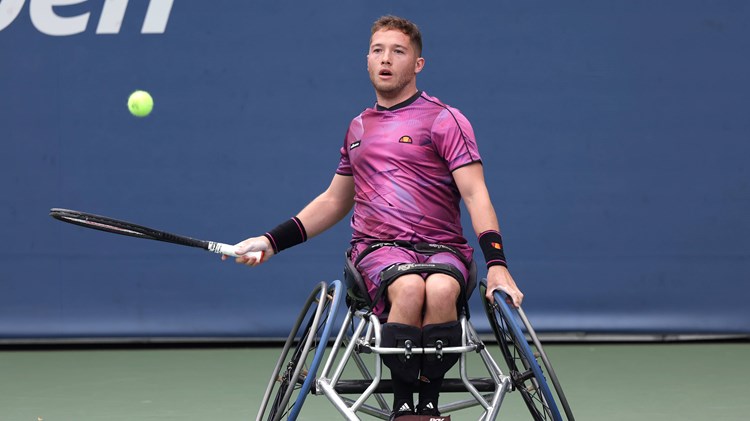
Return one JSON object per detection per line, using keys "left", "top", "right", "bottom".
{"left": 335, "top": 127, "right": 353, "bottom": 176}
{"left": 432, "top": 107, "right": 482, "bottom": 171}
{"left": 337, "top": 115, "right": 367, "bottom": 176}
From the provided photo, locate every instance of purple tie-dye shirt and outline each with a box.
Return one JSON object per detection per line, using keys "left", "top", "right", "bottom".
{"left": 336, "top": 91, "right": 482, "bottom": 261}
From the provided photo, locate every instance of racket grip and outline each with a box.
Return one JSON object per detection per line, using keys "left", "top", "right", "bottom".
{"left": 208, "top": 242, "right": 262, "bottom": 260}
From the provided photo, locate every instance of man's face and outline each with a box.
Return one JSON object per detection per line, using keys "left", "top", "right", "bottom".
{"left": 367, "top": 29, "right": 424, "bottom": 98}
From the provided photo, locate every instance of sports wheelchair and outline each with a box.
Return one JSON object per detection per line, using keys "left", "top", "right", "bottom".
{"left": 256, "top": 255, "right": 574, "bottom": 420}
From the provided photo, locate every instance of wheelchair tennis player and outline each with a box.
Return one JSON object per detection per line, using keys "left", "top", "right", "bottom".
{"left": 225, "top": 15, "right": 523, "bottom": 420}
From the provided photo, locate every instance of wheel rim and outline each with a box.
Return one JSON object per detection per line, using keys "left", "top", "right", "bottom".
{"left": 481, "top": 283, "right": 562, "bottom": 420}
{"left": 258, "top": 282, "right": 331, "bottom": 421}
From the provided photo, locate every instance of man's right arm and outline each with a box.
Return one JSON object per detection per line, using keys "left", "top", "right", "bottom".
{"left": 297, "top": 174, "right": 356, "bottom": 238}
{"left": 227, "top": 174, "right": 355, "bottom": 266}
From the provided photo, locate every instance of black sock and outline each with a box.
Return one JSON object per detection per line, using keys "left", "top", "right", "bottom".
{"left": 381, "top": 323, "right": 421, "bottom": 413}
{"left": 417, "top": 376, "right": 442, "bottom": 414}
{"left": 392, "top": 377, "right": 415, "bottom": 413}
{"left": 418, "top": 321, "right": 462, "bottom": 414}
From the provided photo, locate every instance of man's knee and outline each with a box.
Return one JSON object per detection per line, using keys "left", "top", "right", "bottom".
{"left": 388, "top": 275, "right": 426, "bottom": 307}
{"left": 425, "top": 275, "right": 461, "bottom": 303}
{"left": 423, "top": 274, "right": 462, "bottom": 322}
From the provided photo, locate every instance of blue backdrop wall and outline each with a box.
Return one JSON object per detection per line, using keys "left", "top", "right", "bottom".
{"left": 1, "top": 0, "right": 748, "bottom": 340}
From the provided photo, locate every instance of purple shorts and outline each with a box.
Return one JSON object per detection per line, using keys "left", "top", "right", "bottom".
{"left": 350, "top": 243, "right": 469, "bottom": 316}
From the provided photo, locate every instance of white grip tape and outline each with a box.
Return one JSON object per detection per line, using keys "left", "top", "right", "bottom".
{"left": 208, "top": 242, "right": 262, "bottom": 259}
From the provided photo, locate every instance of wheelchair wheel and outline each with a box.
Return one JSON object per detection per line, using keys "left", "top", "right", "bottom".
{"left": 480, "top": 281, "right": 574, "bottom": 421}
{"left": 256, "top": 280, "right": 344, "bottom": 421}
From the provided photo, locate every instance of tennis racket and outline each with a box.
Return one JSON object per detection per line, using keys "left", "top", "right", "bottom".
{"left": 50, "top": 208, "right": 262, "bottom": 259}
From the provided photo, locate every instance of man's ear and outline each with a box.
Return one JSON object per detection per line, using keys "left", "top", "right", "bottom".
{"left": 415, "top": 57, "right": 425, "bottom": 74}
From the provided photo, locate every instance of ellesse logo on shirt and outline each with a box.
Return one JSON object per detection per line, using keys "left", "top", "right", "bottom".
{"left": 398, "top": 135, "right": 413, "bottom": 144}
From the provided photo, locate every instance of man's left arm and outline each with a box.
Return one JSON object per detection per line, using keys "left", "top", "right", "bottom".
{"left": 453, "top": 162, "right": 524, "bottom": 307}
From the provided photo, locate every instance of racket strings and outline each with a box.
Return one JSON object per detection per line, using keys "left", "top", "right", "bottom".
{"left": 61, "top": 216, "right": 146, "bottom": 237}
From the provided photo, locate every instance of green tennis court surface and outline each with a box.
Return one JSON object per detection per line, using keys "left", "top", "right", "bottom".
{"left": 1, "top": 342, "right": 748, "bottom": 420}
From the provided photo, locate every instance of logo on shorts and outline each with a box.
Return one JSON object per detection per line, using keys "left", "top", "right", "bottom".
{"left": 350, "top": 140, "right": 361, "bottom": 150}
{"left": 398, "top": 135, "right": 413, "bottom": 144}
{"left": 427, "top": 244, "right": 453, "bottom": 252}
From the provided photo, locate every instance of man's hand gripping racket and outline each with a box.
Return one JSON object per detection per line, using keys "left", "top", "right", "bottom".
{"left": 221, "top": 236, "right": 273, "bottom": 266}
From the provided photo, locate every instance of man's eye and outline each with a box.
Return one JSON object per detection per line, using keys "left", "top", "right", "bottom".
{"left": 395, "top": 50, "right": 404, "bottom": 54}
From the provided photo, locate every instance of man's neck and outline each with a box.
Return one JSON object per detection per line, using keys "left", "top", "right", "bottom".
{"left": 375, "top": 90, "right": 422, "bottom": 111}
{"left": 376, "top": 87, "right": 419, "bottom": 109}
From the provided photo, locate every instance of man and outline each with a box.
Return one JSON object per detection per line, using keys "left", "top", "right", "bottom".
{"left": 225, "top": 15, "right": 523, "bottom": 420}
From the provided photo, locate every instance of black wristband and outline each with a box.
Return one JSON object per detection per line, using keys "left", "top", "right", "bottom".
{"left": 478, "top": 230, "right": 507, "bottom": 268}
{"left": 263, "top": 217, "right": 308, "bottom": 254}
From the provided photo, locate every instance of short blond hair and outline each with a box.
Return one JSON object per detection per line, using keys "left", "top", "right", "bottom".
{"left": 371, "top": 15, "right": 423, "bottom": 57}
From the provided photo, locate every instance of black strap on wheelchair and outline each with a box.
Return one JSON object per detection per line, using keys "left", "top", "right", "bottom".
{"left": 354, "top": 241, "right": 470, "bottom": 316}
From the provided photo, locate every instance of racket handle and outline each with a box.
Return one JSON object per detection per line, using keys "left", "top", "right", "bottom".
{"left": 208, "top": 242, "right": 263, "bottom": 260}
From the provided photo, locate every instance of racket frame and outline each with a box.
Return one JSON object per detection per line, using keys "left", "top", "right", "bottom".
{"left": 49, "top": 208, "right": 260, "bottom": 259}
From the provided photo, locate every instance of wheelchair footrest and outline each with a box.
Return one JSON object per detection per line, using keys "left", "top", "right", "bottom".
{"left": 394, "top": 415, "right": 451, "bottom": 421}
{"left": 330, "top": 378, "right": 495, "bottom": 394}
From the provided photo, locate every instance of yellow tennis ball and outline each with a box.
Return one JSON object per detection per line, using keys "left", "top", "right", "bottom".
{"left": 127, "top": 90, "right": 153, "bottom": 117}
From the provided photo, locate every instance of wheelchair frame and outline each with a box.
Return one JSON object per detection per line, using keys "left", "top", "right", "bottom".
{"left": 256, "top": 276, "right": 574, "bottom": 421}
